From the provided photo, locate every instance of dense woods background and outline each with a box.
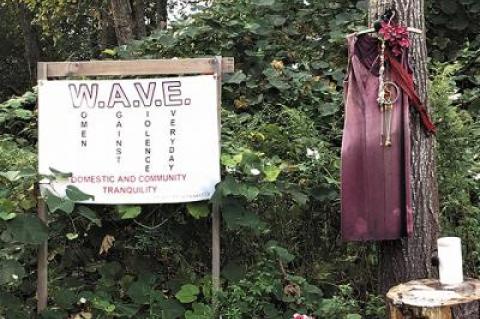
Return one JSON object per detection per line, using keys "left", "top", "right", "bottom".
{"left": 0, "top": 0, "right": 479, "bottom": 318}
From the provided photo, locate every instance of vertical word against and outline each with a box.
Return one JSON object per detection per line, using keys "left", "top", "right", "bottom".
{"left": 116, "top": 111, "right": 123, "bottom": 163}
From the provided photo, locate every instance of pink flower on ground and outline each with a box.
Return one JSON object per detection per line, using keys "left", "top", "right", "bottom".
{"left": 293, "top": 314, "right": 314, "bottom": 319}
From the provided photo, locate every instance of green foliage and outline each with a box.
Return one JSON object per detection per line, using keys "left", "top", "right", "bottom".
{"left": 427, "top": 0, "right": 480, "bottom": 61}
{"left": 0, "top": 2, "right": 32, "bottom": 101}
{"left": 219, "top": 244, "right": 364, "bottom": 319}
{"left": 175, "top": 284, "right": 200, "bottom": 303}
{"left": 186, "top": 202, "right": 210, "bottom": 219}
{"left": 0, "top": 1, "right": 479, "bottom": 319}
{"left": 430, "top": 64, "right": 480, "bottom": 275}
{"left": 117, "top": 205, "right": 142, "bottom": 220}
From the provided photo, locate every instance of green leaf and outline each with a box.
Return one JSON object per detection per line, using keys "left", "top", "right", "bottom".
{"left": 303, "top": 283, "right": 323, "bottom": 298}
{"left": 187, "top": 202, "right": 210, "bottom": 219}
{"left": 439, "top": 0, "right": 459, "bottom": 14}
{"left": 175, "top": 284, "right": 200, "bottom": 303}
{"left": 102, "top": 49, "right": 117, "bottom": 56}
{"left": 222, "top": 201, "right": 266, "bottom": 232}
{"left": 127, "top": 280, "right": 152, "bottom": 304}
{"left": 13, "top": 109, "right": 32, "bottom": 119}
{"left": 152, "top": 298, "right": 185, "bottom": 319}
{"left": 0, "top": 260, "right": 25, "bottom": 285}
{"left": 263, "top": 304, "right": 281, "bottom": 318}
{"left": 268, "top": 78, "right": 291, "bottom": 90}
{"left": 221, "top": 153, "right": 243, "bottom": 167}
{"left": 0, "top": 212, "right": 16, "bottom": 221}
{"left": 220, "top": 176, "right": 242, "bottom": 196}
{"left": 266, "top": 241, "right": 295, "bottom": 263}
{"left": 66, "top": 233, "right": 78, "bottom": 240}
{"left": 1, "top": 214, "right": 48, "bottom": 244}
{"left": 92, "top": 294, "right": 116, "bottom": 313}
{"left": 268, "top": 15, "right": 287, "bottom": 27}
{"left": 0, "top": 169, "right": 36, "bottom": 182}
{"left": 311, "top": 61, "right": 329, "bottom": 70}
{"left": 44, "top": 189, "right": 74, "bottom": 214}
{"left": 220, "top": 176, "right": 260, "bottom": 201}
{"left": 115, "top": 303, "right": 140, "bottom": 317}
{"left": 22, "top": 91, "right": 37, "bottom": 104}
{"left": 222, "top": 261, "right": 246, "bottom": 282}
{"left": 49, "top": 167, "right": 73, "bottom": 179}
{"left": 254, "top": 0, "right": 275, "bottom": 6}
{"left": 285, "top": 188, "right": 309, "bottom": 206}
{"left": 346, "top": 315, "right": 362, "bottom": 319}
{"left": 185, "top": 303, "right": 213, "bottom": 319}
{"left": 117, "top": 206, "right": 142, "bottom": 219}
{"left": 53, "top": 289, "right": 77, "bottom": 309}
{"left": 65, "top": 185, "right": 94, "bottom": 202}
{"left": 225, "top": 71, "right": 247, "bottom": 84}
{"left": 77, "top": 206, "right": 102, "bottom": 226}
{"left": 0, "top": 171, "right": 19, "bottom": 182}
{"left": 263, "top": 165, "right": 281, "bottom": 182}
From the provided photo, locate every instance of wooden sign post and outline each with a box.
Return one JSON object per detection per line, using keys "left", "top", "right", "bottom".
{"left": 36, "top": 57, "right": 234, "bottom": 312}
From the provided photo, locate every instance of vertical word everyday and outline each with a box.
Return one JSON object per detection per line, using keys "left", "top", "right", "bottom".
{"left": 168, "top": 110, "right": 176, "bottom": 171}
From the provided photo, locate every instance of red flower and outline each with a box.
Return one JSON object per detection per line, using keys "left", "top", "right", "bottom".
{"left": 379, "top": 21, "right": 410, "bottom": 56}
{"left": 399, "top": 38, "right": 410, "bottom": 47}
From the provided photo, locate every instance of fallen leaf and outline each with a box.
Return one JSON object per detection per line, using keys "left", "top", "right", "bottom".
{"left": 271, "top": 59, "right": 284, "bottom": 71}
{"left": 284, "top": 283, "right": 301, "bottom": 297}
{"left": 99, "top": 235, "right": 115, "bottom": 255}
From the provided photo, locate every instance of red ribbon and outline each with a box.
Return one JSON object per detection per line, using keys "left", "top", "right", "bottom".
{"left": 386, "top": 52, "right": 437, "bottom": 135}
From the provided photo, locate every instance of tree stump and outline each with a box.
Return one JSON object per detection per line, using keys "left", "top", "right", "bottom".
{"left": 387, "top": 279, "right": 480, "bottom": 318}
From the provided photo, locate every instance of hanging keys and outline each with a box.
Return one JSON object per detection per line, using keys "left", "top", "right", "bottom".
{"left": 381, "top": 81, "right": 399, "bottom": 147}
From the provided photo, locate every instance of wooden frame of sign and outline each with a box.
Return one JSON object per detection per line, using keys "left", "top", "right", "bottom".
{"left": 36, "top": 57, "right": 234, "bottom": 313}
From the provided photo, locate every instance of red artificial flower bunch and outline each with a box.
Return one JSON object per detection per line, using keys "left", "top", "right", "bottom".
{"left": 378, "top": 21, "right": 410, "bottom": 56}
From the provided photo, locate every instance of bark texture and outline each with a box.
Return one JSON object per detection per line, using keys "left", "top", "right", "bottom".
{"left": 367, "top": 0, "right": 440, "bottom": 295}
{"left": 132, "top": 0, "right": 147, "bottom": 38}
{"left": 17, "top": 2, "right": 40, "bottom": 84}
{"left": 99, "top": 8, "right": 118, "bottom": 50}
{"left": 387, "top": 279, "right": 480, "bottom": 319}
{"left": 110, "top": 0, "right": 135, "bottom": 44}
{"left": 156, "top": 0, "right": 168, "bottom": 29}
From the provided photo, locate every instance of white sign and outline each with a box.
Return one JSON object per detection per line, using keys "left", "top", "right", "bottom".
{"left": 38, "top": 75, "right": 220, "bottom": 204}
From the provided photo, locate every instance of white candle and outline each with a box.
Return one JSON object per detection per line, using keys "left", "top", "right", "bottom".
{"left": 437, "top": 237, "right": 463, "bottom": 286}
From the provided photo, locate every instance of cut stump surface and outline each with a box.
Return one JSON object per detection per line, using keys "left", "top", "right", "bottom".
{"left": 387, "top": 279, "right": 480, "bottom": 319}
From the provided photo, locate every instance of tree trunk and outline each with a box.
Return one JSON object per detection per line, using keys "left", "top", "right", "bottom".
{"left": 99, "top": 8, "right": 118, "bottom": 50}
{"left": 367, "top": 0, "right": 440, "bottom": 295}
{"left": 110, "top": 0, "right": 135, "bottom": 44}
{"left": 387, "top": 279, "right": 480, "bottom": 319}
{"left": 156, "top": 0, "right": 168, "bottom": 30}
{"left": 17, "top": 2, "right": 40, "bottom": 85}
{"left": 132, "top": 0, "right": 147, "bottom": 38}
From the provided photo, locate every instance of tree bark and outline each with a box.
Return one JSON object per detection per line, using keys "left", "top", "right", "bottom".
{"left": 110, "top": 0, "right": 135, "bottom": 44}
{"left": 156, "top": 0, "right": 168, "bottom": 30}
{"left": 367, "top": 0, "right": 440, "bottom": 295}
{"left": 387, "top": 279, "right": 480, "bottom": 319}
{"left": 17, "top": 2, "right": 40, "bottom": 84}
{"left": 132, "top": 0, "right": 147, "bottom": 38}
{"left": 99, "top": 8, "right": 118, "bottom": 50}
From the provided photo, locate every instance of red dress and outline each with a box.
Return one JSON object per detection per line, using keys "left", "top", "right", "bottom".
{"left": 341, "top": 34, "right": 413, "bottom": 241}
